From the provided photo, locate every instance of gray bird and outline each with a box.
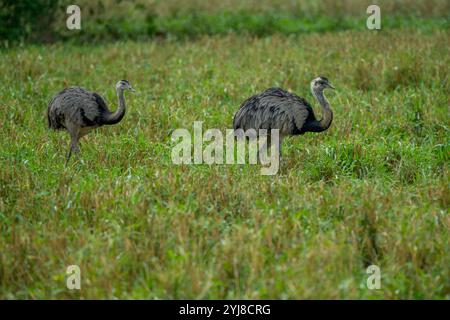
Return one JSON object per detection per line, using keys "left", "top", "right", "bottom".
{"left": 47, "top": 80, "right": 135, "bottom": 164}
{"left": 233, "top": 76, "right": 335, "bottom": 158}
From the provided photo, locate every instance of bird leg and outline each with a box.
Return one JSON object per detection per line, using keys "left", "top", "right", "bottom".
{"left": 65, "top": 126, "right": 80, "bottom": 166}
{"left": 66, "top": 146, "right": 73, "bottom": 167}
{"left": 258, "top": 134, "right": 284, "bottom": 164}
{"left": 278, "top": 138, "right": 283, "bottom": 160}
{"left": 65, "top": 139, "right": 80, "bottom": 166}
{"left": 272, "top": 136, "right": 283, "bottom": 162}
{"left": 258, "top": 134, "right": 270, "bottom": 165}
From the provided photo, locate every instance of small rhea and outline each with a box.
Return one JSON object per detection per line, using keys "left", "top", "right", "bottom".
{"left": 233, "top": 76, "right": 335, "bottom": 158}
{"left": 47, "top": 80, "right": 135, "bottom": 164}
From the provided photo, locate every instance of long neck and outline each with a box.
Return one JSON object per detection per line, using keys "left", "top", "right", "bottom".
{"left": 311, "top": 87, "right": 333, "bottom": 132}
{"left": 103, "top": 89, "right": 126, "bottom": 125}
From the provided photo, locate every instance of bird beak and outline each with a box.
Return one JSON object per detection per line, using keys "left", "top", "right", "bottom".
{"left": 129, "top": 87, "right": 136, "bottom": 92}
{"left": 327, "top": 83, "right": 335, "bottom": 90}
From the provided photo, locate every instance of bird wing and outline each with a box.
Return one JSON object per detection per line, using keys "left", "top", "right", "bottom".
{"left": 282, "top": 97, "right": 312, "bottom": 133}
{"left": 48, "top": 87, "right": 109, "bottom": 128}
{"left": 233, "top": 87, "right": 313, "bottom": 135}
{"left": 80, "top": 91, "right": 109, "bottom": 125}
{"left": 233, "top": 93, "right": 259, "bottom": 130}
{"left": 92, "top": 93, "right": 109, "bottom": 113}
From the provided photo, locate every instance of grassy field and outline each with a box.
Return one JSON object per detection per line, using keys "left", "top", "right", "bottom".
{"left": 3, "top": 0, "right": 450, "bottom": 43}
{"left": 0, "top": 14, "right": 449, "bottom": 298}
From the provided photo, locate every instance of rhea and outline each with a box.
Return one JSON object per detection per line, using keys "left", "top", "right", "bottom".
{"left": 47, "top": 80, "right": 135, "bottom": 164}
{"left": 233, "top": 76, "right": 335, "bottom": 158}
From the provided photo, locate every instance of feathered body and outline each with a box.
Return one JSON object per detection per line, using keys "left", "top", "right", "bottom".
{"left": 47, "top": 80, "right": 134, "bottom": 164}
{"left": 48, "top": 87, "right": 117, "bottom": 132}
{"left": 233, "top": 77, "right": 335, "bottom": 157}
{"left": 233, "top": 87, "right": 324, "bottom": 136}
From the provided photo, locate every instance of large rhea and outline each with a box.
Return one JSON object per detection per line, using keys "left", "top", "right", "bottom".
{"left": 47, "top": 80, "right": 135, "bottom": 164}
{"left": 233, "top": 76, "right": 335, "bottom": 157}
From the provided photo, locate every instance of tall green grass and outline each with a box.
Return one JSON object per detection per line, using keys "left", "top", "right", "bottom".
{"left": 2, "top": 0, "right": 450, "bottom": 44}
{"left": 42, "top": 10, "right": 450, "bottom": 42}
{"left": 0, "top": 30, "right": 449, "bottom": 299}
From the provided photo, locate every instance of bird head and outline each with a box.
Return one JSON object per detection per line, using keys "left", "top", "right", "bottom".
{"left": 311, "top": 76, "right": 335, "bottom": 92}
{"left": 116, "top": 80, "right": 135, "bottom": 92}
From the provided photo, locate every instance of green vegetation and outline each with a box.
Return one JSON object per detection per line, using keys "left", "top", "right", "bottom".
{"left": 0, "top": 0, "right": 449, "bottom": 299}
{"left": 1, "top": 0, "right": 449, "bottom": 43}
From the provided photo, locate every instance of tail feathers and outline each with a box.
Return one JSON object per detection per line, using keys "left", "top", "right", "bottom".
{"left": 47, "top": 107, "right": 65, "bottom": 130}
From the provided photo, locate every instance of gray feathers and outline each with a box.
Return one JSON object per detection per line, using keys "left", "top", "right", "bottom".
{"left": 47, "top": 80, "right": 133, "bottom": 165}
{"left": 47, "top": 87, "right": 109, "bottom": 130}
{"left": 233, "top": 87, "right": 316, "bottom": 136}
